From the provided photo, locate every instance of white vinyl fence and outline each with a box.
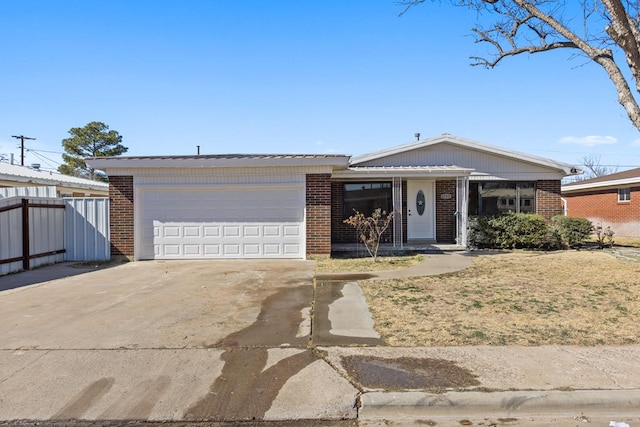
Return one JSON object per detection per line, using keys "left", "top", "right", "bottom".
{"left": 0, "top": 196, "right": 110, "bottom": 276}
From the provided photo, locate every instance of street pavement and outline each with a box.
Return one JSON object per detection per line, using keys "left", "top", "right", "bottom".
{"left": 0, "top": 254, "right": 639, "bottom": 426}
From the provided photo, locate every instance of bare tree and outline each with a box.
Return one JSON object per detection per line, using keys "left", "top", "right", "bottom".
{"left": 400, "top": 1, "right": 640, "bottom": 132}
{"left": 344, "top": 208, "right": 394, "bottom": 262}
{"left": 579, "top": 154, "right": 618, "bottom": 179}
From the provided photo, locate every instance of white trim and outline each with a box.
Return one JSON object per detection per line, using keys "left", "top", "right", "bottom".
{"left": 563, "top": 177, "right": 640, "bottom": 193}
{"left": 332, "top": 166, "right": 474, "bottom": 179}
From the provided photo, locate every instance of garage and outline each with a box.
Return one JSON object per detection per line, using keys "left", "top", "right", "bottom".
{"left": 136, "top": 185, "right": 305, "bottom": 259}
{"left": 87, "top": 153, "right": 349, "bottom": 261}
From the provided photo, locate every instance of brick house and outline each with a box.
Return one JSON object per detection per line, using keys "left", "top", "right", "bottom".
{"left": 562, "top": 167, "right": 640, "bottom": 238}
{"left": 88, "top": 134, "right": 577, "bottom": 260}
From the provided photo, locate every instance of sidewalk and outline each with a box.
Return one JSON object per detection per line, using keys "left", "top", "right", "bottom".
{"left": 322, "top": 345, "right": 640, "bottom": 421}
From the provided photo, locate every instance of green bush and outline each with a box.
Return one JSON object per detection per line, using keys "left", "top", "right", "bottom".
{"left": 550, "top": 216, "right": 593, "bottom": 248}
{"left": 467, "top": 216, "right": 495, "bottom": 249}
{"left": 491, "top": 213, "right": 549, "bottom": 249}
{"left": 468, "top": 213, "right": 551, "bottom": 249}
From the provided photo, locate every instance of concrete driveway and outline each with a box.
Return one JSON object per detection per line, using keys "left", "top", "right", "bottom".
{"left": 0, "top": 260, "right": 358, "bottom": 422}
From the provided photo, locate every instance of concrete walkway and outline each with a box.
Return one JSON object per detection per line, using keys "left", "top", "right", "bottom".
{"left": 316, "top": 251, "right": 474, "bottom": 281}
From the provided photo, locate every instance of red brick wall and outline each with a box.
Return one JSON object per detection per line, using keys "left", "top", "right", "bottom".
{"left": 330, "top": 181, "right": 353, "bottom": 244}
{"left": 435, "top": 180, "right": 456, "bottom": 242}
{"left": 564, "top": 186, "right": 640, "bottom": 237}
{"left": 536, "top": 180, "right": 563, "bottom": 220}
{"left": 109, "top": 176, "right": 134, "bottom": 260}
{"left": 306, "top": 174, "right": 332, "bottom": 256}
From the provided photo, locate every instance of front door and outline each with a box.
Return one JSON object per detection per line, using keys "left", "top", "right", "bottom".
{"left": 407, "top": 180, "right": 435, "bottom": 240}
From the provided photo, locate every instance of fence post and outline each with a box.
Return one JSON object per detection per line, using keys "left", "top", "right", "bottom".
{"left": 22, "top": 198, "right": 29, "bottom": 271}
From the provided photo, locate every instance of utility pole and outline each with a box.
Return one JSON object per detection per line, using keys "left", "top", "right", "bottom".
{"left": 11, "top": 135, "right": 36, "bottom": 166}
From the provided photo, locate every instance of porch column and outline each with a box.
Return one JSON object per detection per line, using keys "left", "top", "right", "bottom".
{"left": 392, "top": 177, "right": 403, "bottom": 248}
{"left": 456, "top": 176, "right": 469, "bottom": 246}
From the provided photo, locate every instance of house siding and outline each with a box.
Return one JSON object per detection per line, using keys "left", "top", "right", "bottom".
{"left": 306, "top": 173, "right": 332, "bottom": 256}
{"left": 536, "top": 180, "right": 563, "bottom": 220}
{"left": 109, "top": 175, "right": 134, "bottom": 260}
{"left": 358, "top": 143, "right": 565, "bottom": 181}
{"left": 564, "top": 186, "right": 640, "bottom": 238}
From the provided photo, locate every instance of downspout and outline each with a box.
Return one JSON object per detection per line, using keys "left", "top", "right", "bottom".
{"left": 561, "top": 197, "right": 568, "bottom": 216}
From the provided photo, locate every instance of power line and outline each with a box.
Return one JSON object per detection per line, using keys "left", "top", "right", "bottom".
{"left": 11, "top": 135, "right": 36, "bottom": 166}
{"left": 26, "top": 148, "right": 64, "bottom": 155}
{"left": 29, "top": 150, "right": 61, "bottom": 170}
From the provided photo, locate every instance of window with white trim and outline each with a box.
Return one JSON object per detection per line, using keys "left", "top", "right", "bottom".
{"left": 618, "top": 188, "right": 631, "bottom": 202}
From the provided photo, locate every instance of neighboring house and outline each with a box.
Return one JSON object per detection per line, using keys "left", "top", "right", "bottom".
{"left": 562, "top": 167, "right": 640, "bottom": 238}
{"left": 0, "top": 162, "right": 109, "bottom": 197}
{"left": 87, "top": 134, "right": 579, "bottom": 261}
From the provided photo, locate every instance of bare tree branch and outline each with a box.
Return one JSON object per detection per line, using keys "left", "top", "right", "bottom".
{"left": 399, "top": 0, "right": 640, "bottom": 132}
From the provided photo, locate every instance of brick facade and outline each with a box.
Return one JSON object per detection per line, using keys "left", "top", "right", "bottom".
{"left": 564, "top": 186, "right": 640, "bottom": 237}
{"left": 108, "top": 175, "right": 134, "bottom": 260}
{"left": 306, "top": 173, "right": 332, "bottom": 256}
{"left": 435, "top": 180, "right": 456, "bottom": 243}
{"left": 536, "top": 180, "right": 563, "bottom": 220}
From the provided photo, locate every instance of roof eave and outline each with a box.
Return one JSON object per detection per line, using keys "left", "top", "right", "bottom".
{"left": 562, "top": 177, "right": 640, "bottom": 193}
{"left": 86, "top": 156, "right": 351, "bottom": 170}
{"left": 332, "top": 166, "right": 474, "bottom": 179}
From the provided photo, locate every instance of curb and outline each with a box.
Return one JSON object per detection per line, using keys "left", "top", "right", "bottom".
{"left": 359, "top": 389, "right": 640, "bottom": 420}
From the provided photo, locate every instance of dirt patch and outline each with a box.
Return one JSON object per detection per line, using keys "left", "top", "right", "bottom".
{"left": 362, "top": 250, "right": 640, "bottom": 346}
{"left": 340, "top": 355, "right": 480, "bottom": 390}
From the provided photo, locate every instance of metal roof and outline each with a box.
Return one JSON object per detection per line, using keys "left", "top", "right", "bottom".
{"left": 88, "top": 153, "right": 349, "bottom": 161}
{"left": 0, "top": 162, "right": 108, "bottom": 191}
{"left": 87, "top": 153, "right": 351, "bottom": 169}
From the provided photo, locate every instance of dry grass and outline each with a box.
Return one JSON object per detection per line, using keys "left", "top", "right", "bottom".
{"left": 612, "top": 237, "right": 640, "bottom": 248}
{"left": 313, "top": 254, "right": 424, "bottom": 273}
{"left": 362, "top": 250, "right": 640, "bottom": 346}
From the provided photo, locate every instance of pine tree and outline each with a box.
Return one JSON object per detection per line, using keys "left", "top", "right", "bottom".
{"left": 58, "top": 121, "right": 127, "bottom": 181}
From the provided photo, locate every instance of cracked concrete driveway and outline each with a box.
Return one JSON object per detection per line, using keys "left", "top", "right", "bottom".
{"left": 0, "top": 260, "right": 358, "bottom": 422}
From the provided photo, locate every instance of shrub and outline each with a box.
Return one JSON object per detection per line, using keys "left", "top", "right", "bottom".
{"left": 595, "top": 223, "right": 615, "bottom": 248}
{"left": 468, "top": 213, "right": 549, "bottom": 249}
{"left": 550, "top": 216, "right": 594, "bottom": 248}
{"left": 491, "top": 213, "right": 549, "bottom": 249}
{"left": 467, "top": 216, "right": 494, "bottom": 249}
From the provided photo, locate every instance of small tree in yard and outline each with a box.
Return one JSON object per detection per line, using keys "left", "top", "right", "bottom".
{"left": 344, "top": 208, "right": 394, "bottom": 262}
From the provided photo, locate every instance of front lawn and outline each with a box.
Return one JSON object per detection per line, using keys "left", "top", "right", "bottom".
{"left": 362, "top": 250, "right": 640, "bottom": 346}
{"left": 313, "top": 254, "right": 424, "bottom": 273}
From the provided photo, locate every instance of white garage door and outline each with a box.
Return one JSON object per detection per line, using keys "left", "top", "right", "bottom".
{"left": 137, "top": 186, "right": 305, "bottom": 259}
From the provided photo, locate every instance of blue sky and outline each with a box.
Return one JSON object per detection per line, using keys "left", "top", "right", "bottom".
{"left": 2, "top": 1, "right": 640, "bottom": 173}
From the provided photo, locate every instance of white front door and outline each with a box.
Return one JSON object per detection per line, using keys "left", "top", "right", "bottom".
{"left": 407, "top": 180, "right": 435, "bottom": 240}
